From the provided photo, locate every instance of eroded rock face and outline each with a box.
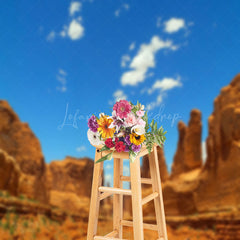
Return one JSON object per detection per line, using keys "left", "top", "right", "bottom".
{"left": 141, "top": 146, "right": 169, "bottom": 182}
{"left": 0, "top": 100, "right": 49, "bottom": 203}
{"left": 47, "top": 157, "right": 94, "bottom": 213}
{"left": 171, "top": 121, "right": 187, "bottom": 177}
{"left": 195, "top": 74, "right": 240, "bottom": 212}
{"left": 0, "top": 150, "right": 21, "bottom": 196}
{"left": 171, "top": 109, "right": 202, "bottom": 178}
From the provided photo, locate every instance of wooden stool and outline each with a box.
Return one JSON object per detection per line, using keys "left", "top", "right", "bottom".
{"left": 87, "top": 145, "right": 168, "bottom": 240}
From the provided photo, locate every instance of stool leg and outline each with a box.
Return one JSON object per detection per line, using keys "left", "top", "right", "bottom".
{"left": 149, "top": 146, "right": 168, "bottom": 240}
{"left": 113, "top": 158, "right": 123, "bottom": 238}
{"left": 130, "top": 157, "right": 144, "bottom": 240}
{"left": 87, "top": 150, "right": 104, "bottom": 240}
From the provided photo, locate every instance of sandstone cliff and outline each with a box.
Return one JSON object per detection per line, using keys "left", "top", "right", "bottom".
{"left": 47, "top": 156, "right": 94, "bottom": 214}
{"left": 0, "top": 100, "right": 49, "bottom": 203}
{"left": 195, "top": 74, "right": 240, "bottom": 212}
{"left": 0, "top": 150, "right": 20, "bottom": 196}
{"left": 171, "top": 109, "right": 202, "bottom": 178}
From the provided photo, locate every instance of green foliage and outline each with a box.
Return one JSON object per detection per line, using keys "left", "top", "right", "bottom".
{"left": 41, "top": 216, "right": 47, "bottom": 226}
{"left": 99, "top": 145, "right": 110, "bottom": 152}
{"left": 19, "top": 194, "right": 26, "bottom": 200}
{"left": 129, "top": 150, "right": 138, "bottom": 163}
{"left": 95, "top": 152, "right": 113, "bottom": 163}
{"left": 22, "top": 220, "right": 28, "bottom": 228}
{"left": 145, "top": 118, "right": 167, "bottom": 154}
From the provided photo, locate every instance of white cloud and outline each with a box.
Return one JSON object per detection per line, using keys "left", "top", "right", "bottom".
{"left": 68, "top": 19, "right": 84, "bottom": 40}
{"left": 202, "top": 141, "right": 207, "bottom": 162}
{"left": 104, "top": 174, "right": 112, "bottom": 185}
{"left": 59, "top": 69, "right": 67, "bottom": 76}
{"left": 69, "top": 2, "right": 82, "bottom": 16}
{"left": 47, "top": 2, "right": 84, "bottom": 42}
{"left": 123, "top": 165, "right": 129, "bottom": 176}
{"left": 113, "top": 90, "right": 127, "bottom": 101}
{"left": 56, "top": 69, "right": 67, "bottom": 92}
{"left": 105, "top": 164, "right": 112, "bottom": 170}
{"left": 129, "top": 42, "right": 135, "bottom": 51}
{"left": 121, "top": 54, "right": 131, "bottom": 67}
{"left": 46, "top": 31, "right": 56, "bottom": 42}
{"left": 156, "top": 17, "right": 161, "bottom": 28}
{"left": 121, "top": 36, "right": 177, "bottom": 86}
{"left": 146, "top": 77, "right": 182, "bottom": 110}
{"left": 164, "top": 18, "right": 185, "bottom": 33}
{"left": 76, "top": 145, "right": 86, "bottom": 152}
{"left": 146, "top": 95, "right": 163, "bottom": 111}
{"left": 151, "top": 77, "right": 182, "bottom": 92}
{"left": 115, "top": 3, "right": 130, "bottom": 17}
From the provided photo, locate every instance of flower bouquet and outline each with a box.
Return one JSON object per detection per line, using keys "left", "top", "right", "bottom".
{"left": 87, "top": 100, "right": 166, "bottom": 163}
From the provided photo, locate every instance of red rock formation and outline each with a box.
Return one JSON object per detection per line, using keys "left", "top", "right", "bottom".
{"left": 0, "top": 100, "right": 49, "bottom": 203}
{"left": 171, "top": 121, "right": 187, "bottom": 177}
{"left": 164, "top": 74, "right": 240, "bottom": 216}
{"left": 141, "top": 146, "right": 169, "bottom": 182}
{"left": 0, "top": 150, "right": 20, "bottom": 196}
{"left": 195, "top": 74, "right": 240, "bottom": 212}
{"left": 171, "top": 109, "right": 202, "bottom": 178}
{"left": 47, "top": 156, "right": 94, "bottom": 213}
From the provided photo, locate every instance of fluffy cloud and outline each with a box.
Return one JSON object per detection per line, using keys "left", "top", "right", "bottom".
{"left": 76, "top": 145, "right": 86, "bottom": 152}
{"left": 47, "top": 2, "right": 84, "bottom": 42}
{"left": 121, "top": 54, "right": 131, "bottom": 67}
{"left": 121, "top": 36, "right": 177, "bottom": 86}
{"left": 123, "top": 165, "right": 129, "bottom": 176}
{"left": 146, "top": 77, "right": 182, "bottom": 110}
{"left": 156, "top": 17, "right": 161, "bottom": 28}
{"left": 113, "top": 90, "right": 127, "bottom": 101}
{"left": 115, "top": 4, "right": 130, "bottom": 17}
{"left": 202, "top": 141, "right": 207, "bottom": 162}
{"left": 46, "top": 31, "right": 56, "bottom": 42}
{"left": 129, "top": 42, "right": 135, "bottom": 51}
{"left": 69, "top": 2, "right": 82, "bottom": 16}
{"left": 146, "top": 95, "right": 163, "bottom": 111}
{"left": 67, "top": 19, "right": 84, "bottom": 40}
{"left": 164, "top": 18, "right": 185, "bottom": 33}
{"left": 151, "top": 77, "right": 182, "bottom": 92}
{"left": 104, "top": 174, "right": 112, "bottom": 186}
{"left": 56, "top": 69, "right": 67, "bottom": 92}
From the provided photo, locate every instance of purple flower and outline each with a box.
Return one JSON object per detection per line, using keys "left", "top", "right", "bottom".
{"left": 125, "top": 135, "right": 131, "bottom": 146}
{"left": 131, "top": 144, "right": 141, "bottom": 153}
{"left": 124, "top": 145, "right": 130, "bottom": 152}
{"left": 88, "top": 115, "right": 99, "bottom": 132}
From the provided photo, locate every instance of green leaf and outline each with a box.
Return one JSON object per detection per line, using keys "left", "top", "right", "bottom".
{"left": 95, "top": 152, "right": 113, "bottom": 163}
{"left": 99, "top": 146, "right": 110, "bottom": 152}
{"left": 150, "top": 119, "right": 154, "bottom": 129}
{"left": 129, "top": 151, "right": 137, "bottom": 163}
{"left": 153, "top": 122, "right": 157, "bottom": 133}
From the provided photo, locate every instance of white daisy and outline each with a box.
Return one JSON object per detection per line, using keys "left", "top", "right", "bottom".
{"left": 87, "top": 129, "right": 103, "bottom": 146}
{"left": 131, "top": 125, "right": 145, "bottom": 135}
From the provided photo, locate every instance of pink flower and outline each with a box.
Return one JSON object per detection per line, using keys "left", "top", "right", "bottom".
{"left": 125, "top": 112, "right": 137, "bottom": 127}
{"left": 136, "top": 110, "right": 145, "bottom": 117}
{"left": 113, "top": 100, "right": 132, "bottom": 119}
{"left": 137, "top": 118, "right": 146, "bottom": 127}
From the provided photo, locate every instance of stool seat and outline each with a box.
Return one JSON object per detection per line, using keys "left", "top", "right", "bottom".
{"left": 87, "top": 145, "right": 168, "bottom": 240}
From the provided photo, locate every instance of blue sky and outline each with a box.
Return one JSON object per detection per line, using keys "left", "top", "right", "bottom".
{"left": 1, "top": 0, "right": 240, "bottom": 185}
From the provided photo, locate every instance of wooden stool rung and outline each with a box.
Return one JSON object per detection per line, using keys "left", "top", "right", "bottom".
{"left": 121, "top": 219, "right": 158, "bottom": 231}
{"left": 99, "top": 186, "right": 132, "bottom": 195}
{"left": 94, "top": 236, "right": 127, "bottom": 240}
{"left": 142, "top": 192, "right": 159, "bottom": 205}
{"left": 99, "top": 192, "right": 112, "bottom": 201}
{"left": 104, "top": 230, "right": 118, "bottom": 237}
{"left": 120, "top": 176, "right": 152, "bottom": 184}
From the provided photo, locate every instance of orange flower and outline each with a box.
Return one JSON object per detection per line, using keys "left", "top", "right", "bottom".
{"left": 97, "top": 115, "right": 115, "bottom": 139}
